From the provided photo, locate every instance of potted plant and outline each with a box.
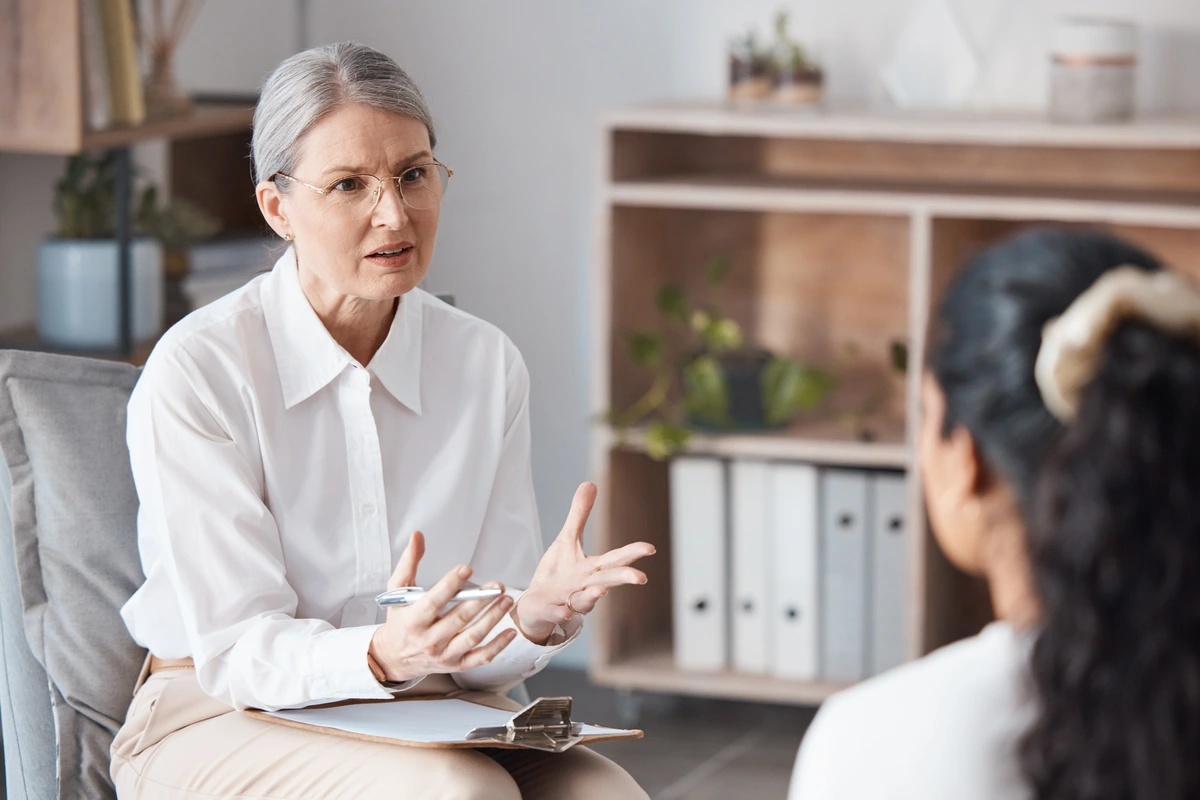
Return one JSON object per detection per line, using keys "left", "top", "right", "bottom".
{"left": 37, "top": 151, "right": 219, "bottom": 349}
{"left": 771, "top": 10, "right": 824, "bottom": 108}
{"left": 606, "top": 255, "right": 834, "bottom": 460}
{"left": 728, "top": 29, "right": 774, "bottom": 104}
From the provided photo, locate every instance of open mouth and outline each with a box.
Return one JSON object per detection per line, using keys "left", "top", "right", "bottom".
{"left": 368, "top": 245, "right": 413, "bottom": 258}
{"left": 366, "top": 244, "right": 415, "bottom": 267}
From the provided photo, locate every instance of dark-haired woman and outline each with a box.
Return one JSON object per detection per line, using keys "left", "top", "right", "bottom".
{"left": 788, "top": 228, "right": 1200, "bottom": 799}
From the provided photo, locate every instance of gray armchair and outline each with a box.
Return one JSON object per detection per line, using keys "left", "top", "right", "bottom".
{"left": 0, "top": 350, "right": 146, "bottom": 800}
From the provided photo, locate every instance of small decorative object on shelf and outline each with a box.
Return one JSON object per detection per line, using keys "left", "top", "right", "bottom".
{"left": 879, "top": 0, "right": 980, "bottom": 110}
{"left": 770, "top": 10, "right": 823, "bottom": 108}
{"left": 142, "top": 0, "right": 205, "bottom": 120}
{"left": 728, "top": 29, "right": 773, "bottom": 104}
{"left": 1050, "top": 17, "right": 1137, "bottom": 124}
{"left": 37, "top": 152, "right": 220, "bottom": 349}
{"left": 605, "top": 255, "right": 834, "bottom": 460}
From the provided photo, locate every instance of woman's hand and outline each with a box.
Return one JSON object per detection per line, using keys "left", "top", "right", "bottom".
{"left": 368, "top": 531, "right": 518, "bottom": 683}
{"left": 514, "top": 482, "right": 656, "bottom": 644}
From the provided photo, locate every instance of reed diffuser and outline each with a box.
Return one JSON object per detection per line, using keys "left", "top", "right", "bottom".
{"left": 143, "top": 0, "right": 203, "bottom": 119}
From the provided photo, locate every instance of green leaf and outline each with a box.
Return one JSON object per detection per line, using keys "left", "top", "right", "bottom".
{"left": 761, "top": 357, "right": 836, "bottom": 425}
{"left": 689, "top": 309, "right": 711, "bottom": 335}
{"left": 683, "top": 355, "right": 730, "bottom": 425}
{"left": 890, "top": 339, "right": 909, "bottom": 375}
{"left": 645, "top": 422, "right": 691, "bottom": 461}
{"left": 705, "top": 255, "right": 731, "bottom": 286}
{"left": 657, "top": 285, "right": 687, "bottom": 322}
{"left": 626, "top": 331, "right": 665, "bottom": 368}
{"left": 701, "top": 317, "right": 743, "bottom": 353}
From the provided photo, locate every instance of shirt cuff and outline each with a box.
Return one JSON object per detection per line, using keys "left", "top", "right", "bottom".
{"left": 310, "top": 624, "right": 420, "bottom": 700}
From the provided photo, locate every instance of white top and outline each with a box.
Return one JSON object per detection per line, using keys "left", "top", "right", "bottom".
{"left": 789, "top": 623, "right": 1036, "bottom": 799}
{"left": 121, "top": 248, "right": 578, "bottom": 711}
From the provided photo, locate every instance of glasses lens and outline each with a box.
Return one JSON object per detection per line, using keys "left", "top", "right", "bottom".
{"left": 323, "top": 175, "right": 381, "bottom": 218}
{"left": 395, "top": 163, "right": 450, "bottom": 210}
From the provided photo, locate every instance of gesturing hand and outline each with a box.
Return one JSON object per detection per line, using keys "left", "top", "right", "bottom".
{"left": 368, "top": 531, "right": 518, "bottom": 683}
{"left": 514, "top": 482, "right": 656, "bottom": 644}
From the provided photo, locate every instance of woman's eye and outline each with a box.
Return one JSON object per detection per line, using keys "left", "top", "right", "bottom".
{"left": 400, "top": 166, "right": 429, "bottom": 185}
{"left": 331, "top": 177, "right": 366, "bottom": 192}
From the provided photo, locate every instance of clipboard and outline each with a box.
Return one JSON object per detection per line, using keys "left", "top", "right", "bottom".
{"left": 246, "top": 695, "right": 643, "bottom": 753}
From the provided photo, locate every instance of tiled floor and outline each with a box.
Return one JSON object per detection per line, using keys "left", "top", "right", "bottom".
{"left": 525, "top": 667, "right": 817, "bottom": 799}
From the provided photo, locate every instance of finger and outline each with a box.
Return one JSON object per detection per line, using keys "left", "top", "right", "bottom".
{"left": 455, "top": 629, "right": 519, "bottom": 671}
{"left": 427, "top": 583, "right": 509, "bottom": 639}
{"left": 592, "top": 541, "right": 656, "bottom": 570}
{"left": 412, "top": 563, "right": 473, "bottom": 624}
{"left": 567, "top": 585, "right": 609, "bottom": 616}
{"left": 581, "top": 566, "right": 648, "bottom": 589}
{"left": 387, "top": 531, "right": 425, "bottom": 590}
{"left": 556, "top": 482, "right": 597, "bottom": 547}
{"left": 440, "top": 593, "right": 517, "bottom": 660}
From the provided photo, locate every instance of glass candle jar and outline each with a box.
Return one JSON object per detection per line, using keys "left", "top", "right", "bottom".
{"left": 1050, "top": 17, "right": 1137, "bottom": 124}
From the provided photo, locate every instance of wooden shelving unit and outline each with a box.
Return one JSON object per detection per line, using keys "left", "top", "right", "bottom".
{"left": 590, "top": 102, "right": 1200, "bottom": 706}
{"left": 0, "top": 0, "right": 260, "bottom": 362}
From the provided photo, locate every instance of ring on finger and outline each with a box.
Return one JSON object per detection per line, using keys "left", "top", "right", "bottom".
{"left": 566, "top": 590, "right": 587, "bottom": 616}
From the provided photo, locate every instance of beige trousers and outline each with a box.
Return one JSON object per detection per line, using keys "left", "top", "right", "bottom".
{"left": 111, "top": 670, "right": 648, "bottom": 800}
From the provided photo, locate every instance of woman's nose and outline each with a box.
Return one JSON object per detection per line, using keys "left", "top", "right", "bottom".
{"left": 372, "top": 179, "right": 409, "bottom": 228}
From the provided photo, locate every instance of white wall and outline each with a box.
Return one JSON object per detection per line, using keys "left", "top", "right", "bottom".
{"left": 305, "top": 0, "right": 1200, "bottom": 665}
{"left": 2, "top": 0, "right": 1199, "bottom": 666}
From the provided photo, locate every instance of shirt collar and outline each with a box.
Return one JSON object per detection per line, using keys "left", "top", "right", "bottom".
{"left": 262, "top": 247, "right": 423, "bottom": 414}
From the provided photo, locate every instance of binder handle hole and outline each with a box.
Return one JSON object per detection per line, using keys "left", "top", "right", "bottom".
{"left": 888, "top": 516, "right": 904, "bottom": 533}
{"left": 838, "top": 513, "right": 854, "bottom": 528}
{"left": 741, "top": 599, "right": 754, "bottom": 613}
{"left": 785, "top": 606, "right": 800, "bottom": 621}
{"left": 693, "top": 598, "right": 708, "bottom": 613}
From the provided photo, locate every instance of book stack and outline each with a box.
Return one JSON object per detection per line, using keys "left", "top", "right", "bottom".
{"left": 668, "top": 456, "right": 911, "bottom": 683}
{"left": 181, "top": 236, "right": 280, "bottom": 311}
{"left": 82, "top": 0, "right": 147, "bottom": 130}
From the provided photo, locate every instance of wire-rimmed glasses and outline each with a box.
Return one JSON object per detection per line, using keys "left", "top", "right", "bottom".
{"left": 272, "top": 160, "right": 453, "bottom": 217}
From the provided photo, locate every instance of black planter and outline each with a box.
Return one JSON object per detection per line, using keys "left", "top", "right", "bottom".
{"left": 688, "top": 348, "right": 784, "bottom": 431}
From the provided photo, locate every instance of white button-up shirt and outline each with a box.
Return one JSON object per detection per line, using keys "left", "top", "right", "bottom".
{"left": 121, "top": 248, "right": 579, "bottom": 711}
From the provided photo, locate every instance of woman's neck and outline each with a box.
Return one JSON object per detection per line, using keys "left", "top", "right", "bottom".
{"left": 297, "top": 266, "right": 397, "bottom": 366}
{"left": 983, "top": 511, "right": 1041, "bottom": 629}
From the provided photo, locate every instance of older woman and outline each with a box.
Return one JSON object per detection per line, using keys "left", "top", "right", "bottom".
{"left": 110, "top": 42, "right": 652, "bottom": 799}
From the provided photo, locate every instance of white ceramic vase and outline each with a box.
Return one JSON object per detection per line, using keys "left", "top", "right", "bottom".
{"left": 37, "top": 238, "right": 164, "bottom": 349}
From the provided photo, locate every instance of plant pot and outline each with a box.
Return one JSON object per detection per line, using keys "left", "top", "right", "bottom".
{"left": 37, "top": 238, "right": 164, "bottom": 349}
{"left": 688, "top": 347, "right": 785, "bottom": 431}
{"left": 773, "top": 66, "right": 824, "bottom": 107}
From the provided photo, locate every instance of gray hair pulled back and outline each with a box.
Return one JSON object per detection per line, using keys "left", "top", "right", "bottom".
{"left": 252, "top": 42, "right": 436, "bottom": 185}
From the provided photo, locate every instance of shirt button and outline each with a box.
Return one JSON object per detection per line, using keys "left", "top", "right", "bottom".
{"left": 361, "top": 503, "right": 376, "bottom": 517}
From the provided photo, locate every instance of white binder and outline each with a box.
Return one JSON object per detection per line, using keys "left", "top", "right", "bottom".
{"left": 820, "top": 469, "right": 869, "bottom": 682}
{"left": 668, "top": 456, "right": 729, "bottom": 671}
{"left": 869, "top": 472, "right": 910, "bottom": 675}
{"left": 769, "top": 462, "right": 820, "bottom": 681}
{"left": 730, "top": 459, "right": 772, "bottom": 673}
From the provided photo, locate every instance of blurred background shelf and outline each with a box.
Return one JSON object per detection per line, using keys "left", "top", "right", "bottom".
{"left": 590, "top": 104, "right": 1200, "bottom": 706}
{"left": 592, "top": 645, "right": 850, "bottom": 706}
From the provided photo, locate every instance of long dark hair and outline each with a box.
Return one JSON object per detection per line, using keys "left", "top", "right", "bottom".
{"left": 930, "top": 227, "right": 1200, "bottom": 799}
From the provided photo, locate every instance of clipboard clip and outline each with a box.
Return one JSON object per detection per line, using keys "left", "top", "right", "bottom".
{"left": 466, "top": 696, "right": 585, "bottom": 753}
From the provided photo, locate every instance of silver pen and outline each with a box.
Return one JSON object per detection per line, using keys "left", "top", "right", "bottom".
{"left": 375, "top": 583, "right": 503, "bottom": 607}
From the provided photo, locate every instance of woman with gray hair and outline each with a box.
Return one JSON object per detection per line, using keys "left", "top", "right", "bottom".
{"left": 109, "top": 42, "right": 652, "bottom": 799}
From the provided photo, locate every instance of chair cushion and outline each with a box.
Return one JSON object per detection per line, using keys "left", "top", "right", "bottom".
{"left": 0, "top": 350, "right": 146, "bottom": 800}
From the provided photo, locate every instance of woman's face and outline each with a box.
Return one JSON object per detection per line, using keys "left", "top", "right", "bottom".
{"left": 918, "top": 371, "right": 986, "bottom": 575}
{"left": 257, "top": 103, "right": 441, "bottom": 306}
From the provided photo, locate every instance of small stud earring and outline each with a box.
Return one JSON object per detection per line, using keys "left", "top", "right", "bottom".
{"left": 283, "top": 233, "right": 294, "bottom": 241}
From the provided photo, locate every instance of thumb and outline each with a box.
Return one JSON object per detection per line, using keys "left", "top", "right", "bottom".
{"left": 388, "top": 531, "right": 425, "bottom": 590}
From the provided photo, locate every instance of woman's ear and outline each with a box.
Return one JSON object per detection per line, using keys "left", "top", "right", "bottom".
{"left": 920, "top": 373, "right": 989, "bottom": 575}
{"left": 256, "top": 181, "right": 291, "bottom": 240}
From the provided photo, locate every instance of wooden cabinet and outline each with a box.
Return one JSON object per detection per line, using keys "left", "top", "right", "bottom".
{"left": 590, "top": 103, "right": 1200, "bottom": 705}
{"left": 0, "top": 0, "right": 259, "bottom": 362}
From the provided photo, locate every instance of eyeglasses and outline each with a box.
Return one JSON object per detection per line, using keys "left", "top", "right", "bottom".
{"left": 272, "top": 160, "right": 454, "bottom": 217}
